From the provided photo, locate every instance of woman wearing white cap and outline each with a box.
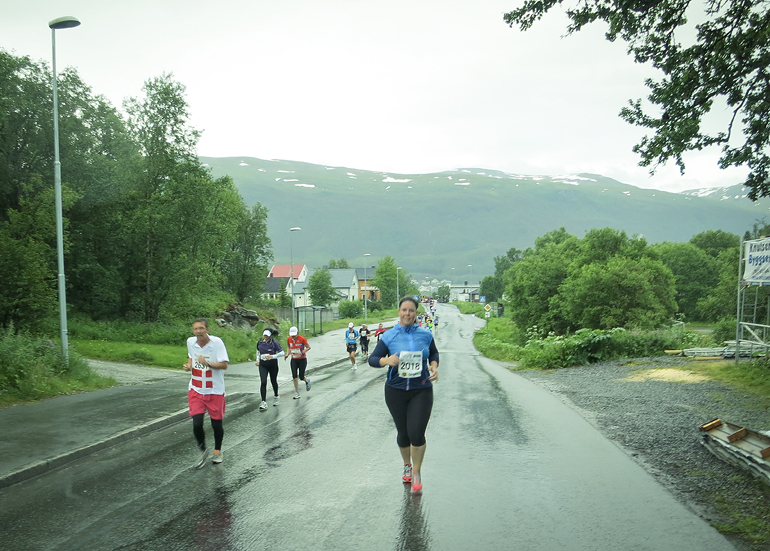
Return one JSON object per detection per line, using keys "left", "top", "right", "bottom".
{"left": 256, "top": 328, "right": 284, "bottom": 411}
{"left": 285, "top": 326, "right": 311, "bottom": 399}
{"left": 345, "top": 322, "right": 359, "bottom": 370}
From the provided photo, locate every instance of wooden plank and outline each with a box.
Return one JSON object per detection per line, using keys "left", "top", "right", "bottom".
{"left": 728, "top": 427, "right": 748, "bottom": 443}
{"left": 700, "top": 419, "right": 723, "bottom": 432}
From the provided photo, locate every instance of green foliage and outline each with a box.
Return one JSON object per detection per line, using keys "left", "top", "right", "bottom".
{"left": 648, "top": 241, "right": 719, "bottom": 320}
{"left": 307, "top": 268, "right": 337, "bottom": 307}
{"left": 696, "top": 248, "right": 740, "bottom": 321}
{"left": 0, "top": 55, "right": 273, "bottom": 331}
{"left": 504, "top": 0, "right": 770, "bottom": 199}
{"left": 452, "top": 301, "right": 490, "bottom": 317}
{"left": 339, "top": 300, "right": 364, "bottom": 318}
{"left": 558, "top": 256, "right": 677, "bottom": 330}
{"left": 689, "top": 230, "right": 740, "bottom": 259}
{"left": 328, "top": 258, "right": 351, "bottom": 269}
{"left": 437, "top": 284, "right": 450, "bottom": 302}
{"left": 0, "top": 326, "right": 114, "bottom": 405}
{"left": 712, "top": 317, "right": 738, "bottom": 345}
{"left": 479, "top": 275, "right": 503, "bottom": 302}
{"left": 504, "top": 227, "right": 676, "bottom": 333}
{"left": 472, "top": 317, "right": 525, "bottom": 361}
{"left": 68, "top": 316, "right": 193, "bottom": 345}
{"left": 476, "top": 323, "right": 699, "bottom": 370}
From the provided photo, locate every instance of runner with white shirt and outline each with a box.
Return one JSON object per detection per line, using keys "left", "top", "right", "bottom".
{"left": 183, "top": 318, "right": 230, "bottom": 467}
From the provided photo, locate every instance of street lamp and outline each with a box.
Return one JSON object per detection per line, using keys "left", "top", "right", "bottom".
{"left": 49, "top": 15, "right": 81, "bottom": 363}
{"left": 363, "top": 253, "right": 371, "bottom": 321}
{"left": 468, "top": 264, "right": 473, "bottom": 302}
{"left": 290, "top": 227, "right": 301, "bottom": 326}
{"left": 396, "top": 266, "right": 402, "bottom": 306}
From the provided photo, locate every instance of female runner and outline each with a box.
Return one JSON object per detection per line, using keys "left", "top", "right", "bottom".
{"left": 368, "top": 296, "right": 439, "bottom": 494}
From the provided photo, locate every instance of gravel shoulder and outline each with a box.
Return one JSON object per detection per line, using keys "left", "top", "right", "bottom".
{"left": 515, "top": 356, "right": 770, "bottom": 551}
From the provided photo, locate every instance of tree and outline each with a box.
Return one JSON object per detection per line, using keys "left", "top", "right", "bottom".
{"left": 221, "top": 202, "right": 272, "bottom": 302}
{"left": 437, "top": 284, "right": 451, "bottom": 302}
{"left": 370, "top": 256, "right": 411, "bottom": 307}
{"left": 328, "top": 258, "right": 351, "bottom": 269}
{"left": 479, "top": 275, "right": 504, "bottom": 302}
{"left": 689, "top": 230, "right": 740, "bottom": 259}
{"left": 648, "top": 242, "right": 718, "bottom": 320}
{"left": 558, "top": 256, "right": 677, "bottom": 330}
{"left": 696, "top": 247, "right": 740, "bottom": 321}
{"left": 307, "top": 269, "right": 337, "bottom": 307}
{"left": 494, "top": 247, "right": 524, "bottom": 277}
{"left": 505, "top": 230, "right": 581, "bottom": 334}
{"left": 504, "top": 0, "right": 770, "bottom": 199}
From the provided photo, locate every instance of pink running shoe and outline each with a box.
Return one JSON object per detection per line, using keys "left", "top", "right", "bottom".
{"left": 411, "top": 472, "right": 422, "bottom": 495}
{"left": 402, "top": 463, "right": 413, "bottom": 484}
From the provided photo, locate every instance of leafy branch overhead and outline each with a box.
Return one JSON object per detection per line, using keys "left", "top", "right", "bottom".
{"left": 504, "top": 0, "right": 770, "bottom": 199}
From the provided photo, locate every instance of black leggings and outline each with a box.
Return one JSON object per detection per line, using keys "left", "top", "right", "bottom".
{"left": 384, "top": 385, "right": 433, "bottom": 448}
{"left": 259, "top": 361, "right": 279, "bottom": 401}
{"left": 192, "top": 414, "right": 224, "bottom": 451}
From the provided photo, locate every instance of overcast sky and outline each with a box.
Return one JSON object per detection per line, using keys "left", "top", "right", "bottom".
{"left": 2, "top": 0, "right": 748, "bottom": 193}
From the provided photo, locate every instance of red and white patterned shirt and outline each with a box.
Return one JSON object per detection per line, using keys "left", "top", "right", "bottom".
{"left": 187, "top": 334, "right": 229, "bottom": 395}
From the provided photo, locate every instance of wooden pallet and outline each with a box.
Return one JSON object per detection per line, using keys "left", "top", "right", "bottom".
{"left": 699, "top": 419, "right": 770, "bottom": 484}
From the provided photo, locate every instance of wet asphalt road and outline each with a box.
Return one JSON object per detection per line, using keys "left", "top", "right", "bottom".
{"left": 0, "top": 306, "right": 736, "bottom": 550}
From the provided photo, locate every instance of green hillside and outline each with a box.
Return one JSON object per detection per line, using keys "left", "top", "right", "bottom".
{"left": 201, "top": 156, "right": 766, "bottom": 282}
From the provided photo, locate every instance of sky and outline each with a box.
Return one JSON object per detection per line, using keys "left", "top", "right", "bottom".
{"left": 1, "top": 0, "right": 749, "bottom": 193}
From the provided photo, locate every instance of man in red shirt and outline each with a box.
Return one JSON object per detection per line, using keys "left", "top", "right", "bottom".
{"left": 285, "top": 326, "right": 312, "bottom": 399}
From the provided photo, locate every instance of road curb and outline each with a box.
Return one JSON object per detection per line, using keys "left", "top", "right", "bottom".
{"left": 1, "top": 391, "right": 252, "bottom": 490}
{"left": 0, "top": 358, "right": 351, "bottom": 490}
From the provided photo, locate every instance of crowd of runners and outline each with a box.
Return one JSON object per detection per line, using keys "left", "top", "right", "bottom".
{"left": 183, "top": 296, "right": 440, "bottom": 495}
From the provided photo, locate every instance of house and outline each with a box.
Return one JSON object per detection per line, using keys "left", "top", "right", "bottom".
{"left": 269, "top": 264, "right": 307, "bottom": 283}
{"left": 262, "top": 275, "right": 289, "bottom": 300}
{"left": 355, "top": 267, "right": 380, "bottom": 301}
{"left": 293, "top": 269, "right": 359, "bottom": 313}
{"left": 449, "top": 282, "right": 480, "bottom": 302}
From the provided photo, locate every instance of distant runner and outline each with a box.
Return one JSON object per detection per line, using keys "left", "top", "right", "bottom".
{"left": 359, "top": 323, "right": 371, "bottom": 357}
{"left": 285, "top": 326, "right": 311, "bottom": 399}
{"left": 345, "top": 322, "right": 359, "bottom": 370}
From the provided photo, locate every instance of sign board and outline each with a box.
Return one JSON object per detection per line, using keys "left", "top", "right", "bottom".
{"left": 743, "top": 238, "right": 770, "bottom": 283}
{"left": 480, "top": 296, "right": 486, "bottom": 303}
{"left": 485, "top": 311, "right": 490, "bottom": 318}
{"left": 484, "top": 304, "right": 491, "bottom": 311}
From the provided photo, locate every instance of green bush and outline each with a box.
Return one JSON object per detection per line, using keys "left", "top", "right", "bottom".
{"left": 0, "top": 326, "right": 113, "bottom": 404}
{"left": 339, "top": 300, "right": 364, "bottom": 319}
{"left": 712, "top": 317, "right": 737, "bottom": 345}
{"left": 475, "top": 318, "right": 708, "bottom": 370}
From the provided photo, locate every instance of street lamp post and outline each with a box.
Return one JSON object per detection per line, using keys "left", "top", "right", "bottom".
{"left": 290, "top": 227, "right": 301, "bottom": 326}
{"left": 396, "top": 266, "right": 402, "bottom": 306}
{"left": 363, "top": 253, "right": 371, "bottom": 321}
{"left": 49, "top": 16, "right": 81, "bottom": 363}
{"left": 468, "top": 264, "right": 473, "bottom": 302}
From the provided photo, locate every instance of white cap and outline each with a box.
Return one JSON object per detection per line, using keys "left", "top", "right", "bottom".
{"left": 348, "top": 322, "right": 354, "bottom": 328}
{"left": 289, "top": 326, "right": 298, "bottom": 336}
{"left": 263, "top": 329, "right": 272, "bottom": 336}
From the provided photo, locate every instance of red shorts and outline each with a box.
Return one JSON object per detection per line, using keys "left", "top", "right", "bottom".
{"left": 188, "top": 389, "right": 226, "bottom": 420}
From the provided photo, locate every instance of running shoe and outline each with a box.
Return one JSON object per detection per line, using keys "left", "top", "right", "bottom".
{"left": 411, "top": 472, "right": 422, "bottom": 495}
{"left": 305, "top": 377, "right": 311, "bottom": 391}
{"left": 259, "top": 401, "right": 268, "bottom": 411}
{"left": 212, "top": 450, "right": 223, "bottom": 464}
{"left": 195, "top": 447, "right": 209, "bottom": 469}
{"left": 273, "top": 395, "right": 280, "bottom": 406}
{"left": 402, "top": 463, "right": 413, "bottom": 484}
{"left": 293, "top": 391, "right": 301, "bottom": 399}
